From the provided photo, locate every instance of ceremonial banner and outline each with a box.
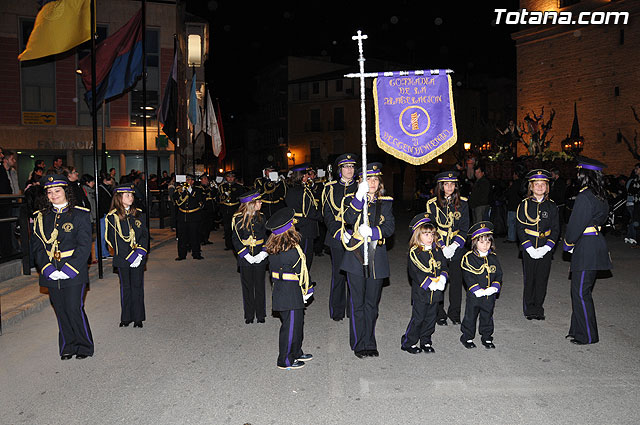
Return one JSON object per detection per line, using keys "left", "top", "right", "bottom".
{"left": 373, "top": 71, "right": 457, "bottom": 165}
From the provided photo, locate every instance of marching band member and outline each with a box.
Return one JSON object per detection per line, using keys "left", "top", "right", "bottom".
{"left": 105, "top": 184, "right": 149, "bottom": 328}
{"left": 460, "top": 221, "right": 503, "bottom": 349}
{"left": 173, "top": 174, "right": 204, "bottom": 260}
{"left": 265, "top": 207, "right": 314, "bottom": 370}
{"left": 564, "top": 156, "right": 612, "bottom": 345}
{"left": 198, "top": 174, "right": 215, "bottom": 245}
{"left": 401, "top": 213, "right": 448, "bottom": 354}
{"left": 516, "top": 169, "right": 559, "bottom": 320}
{"left": 322, "top": 153, "right": 357, "bottom": 321}
{"left": 425, "top": 171, "right": 470, "bottom": 326}
{"left": 232, "top": 189, "right": 268, "bottom": 324}
{"left": 32, "top": 175, "right": 93, "bottom": 360}
{"left": 284, "top": 163, "right": 322, "bottom": 271}
{"left": 253, "top": 164, "right": 287, "bottom": 220}
{"left": 341, "top": 162, "right": 395, "bottom": 358}
{"left": 219, "top": 170, "right": 246, "bottom": 251}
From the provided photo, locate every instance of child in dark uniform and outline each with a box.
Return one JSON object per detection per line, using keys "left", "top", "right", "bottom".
{"left": 401, "top": 213, "right": 448, "bottom": 354}
{"left": 265, "top": 207, "right": 314, "bottom": 370}
{"left": 460, "top": 221, "right": 503, "bottom": 349}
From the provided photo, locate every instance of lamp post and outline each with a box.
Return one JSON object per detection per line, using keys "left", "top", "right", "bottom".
{"left": 287, "top": 149, "right": 295, "bottom": 165}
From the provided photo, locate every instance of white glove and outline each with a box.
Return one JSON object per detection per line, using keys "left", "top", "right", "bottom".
{"left": 355, "top": 181, "right": 368, "bottom": 201}
{"left": 56, "top": 270, "right": 70, "bottom": 280}
{"left": 49, "top": 270, "right": 62, "bottom": 280}
{"left": 485, "top": 287, "right": 498, "bottom": 296}
{"left": 568, "top": 247, "right": 574, "bottom": 254}
{"left": 437, "top": 275, "right": 447, "bottom": 289}
{"left": 244, "top": 254, "right": 256, "bottom": 264}
{"left": 427, "top": 278, "right": 439, "bottom": 291}
{"left": 449, "top": 242, "right": 459, "bottom": 256}
{"left": 303, "top": 287, "right": 314, "bottom": 303}
{"left": 443, "top": 244, "right": 456, "bottom": 259}
{"left": 538, "top": 245, "right": 552, "bottom": 257}
{"left": 358, "top": 224, "right": 372, "bottom": 239}
{"left": 342, "top": 232, "right": 352, "bottom": 244}
{"left": 255, "top": 251, "right": 268, "bottom": 263}
{"left": 130, "top": 254, "right": 143, "bottom": 268}
{"left": 474, "top": 288, "right": 486, "bottom": 298}
{"left": 526, "top": 246, "right": 541, "bottom": 259}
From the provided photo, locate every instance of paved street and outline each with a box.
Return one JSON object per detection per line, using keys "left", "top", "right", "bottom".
{"left": 1, "top": 212, "right": 639, "bottom": 425}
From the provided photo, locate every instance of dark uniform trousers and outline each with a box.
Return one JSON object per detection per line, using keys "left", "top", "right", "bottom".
{"left": 240, "top": 264, "right": 267, "bottom": 321}
{"left": 570, "top": 270, "right": 599, "bottom": 344}
{"left": 437, "top": 255, "right": 463, "bottom": 322}
{"left": 177, "top": 217, "right": 201, "bottom": 258}
{"left": 402, "top": 289, "right": 440, "bottom": 348}
{"left": 48, "top": 283, "right": 94, "bottom": 356}
{"left": 522, "top": 253, "right": 552, "bottom": 316}
{"left": 117, "top": 266, "right": 146, "bottom": 323}
{"left": 300, "top": 236, "right": 314, "bottom": 271}
{"left": 278, "top": 309, "right": 304, "bottom": 368}
{"left": 347, "top": 273, "right": 383, "bottom": 352}
{"left": 222, "top": 207, "right": 236, "bottom": 250}
{"left": 329, "top": 245, "right": 348, "bottom": 320}
{"left": 461, "top": 294, "right": 496, "bottom": 343}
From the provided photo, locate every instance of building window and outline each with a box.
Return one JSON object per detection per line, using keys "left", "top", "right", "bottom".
{"left": 130, "top": 28, "right": 160, "bottom": 127}
{"left": 336, "top": 79, "right": 343, "bottom": 92}
{"left": 333, "top": 107, "right": 344, "bottom": 130}
{"left": 333, "top": 139, "right": 344, "bottom": 153}
{"left": 614, "top": 86, "right": 620, "bottom": 97}
{"left": 310, "top": 147, "right": 321, "bottom": 164}
{"left": 558, "top": 0, "right": 580, "bottom": 8}
{"left": 77, "top": 26, "right": 110, "bottom": 127}
{"left": 310, "top": 109, "right": 321, "bottom": 131}
{"left": 620, "top": 29, "right": 624, "bottom": 45}
{"left": 20, "top": 20, "right": 55, "bottom": 115}
{"left": 312, "top": 82, "right": 319, "bottom": 95}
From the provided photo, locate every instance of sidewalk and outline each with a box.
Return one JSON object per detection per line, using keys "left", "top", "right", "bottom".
{"left": 0, "top": 228, "right": 175, "bottom": 332}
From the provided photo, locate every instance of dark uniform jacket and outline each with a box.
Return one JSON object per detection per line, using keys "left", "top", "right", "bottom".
{"left": 425, "top": 196, "right": 469, "bottom": 260}
{"left": 253, "top": 177, "right": 286, "bottom": 217}
{"left": 231, "top": 212, "right": 267, "bottom": 267}
{"left": 285, "top": 184, "right": 322, "bottom": 239}
{"left": 341, "top": 195, "right": 395, "bottom": 279}
{"left": 407, "top": 245, "right": 449, "bottom": 305}
{"left": 563, "top": 187, "right": 612, "bottom": 271}
{"left": 322, "top": 178, "right": 357, "bottom": 248}
{"left": 32, "top": 205, "right": 92, "bottom": 288}
{"left": 200, "top": 184, "right": 215, "bottom": 215}
{"left": 105, "top": 208, "right": 149, "bottom": 268}
{"left": 461, "top": 250, "right": 503, "bottom": 296}
{"left": 516, "top": 196, "right": 560, "bottom": 250}
{"left": 269, "top": 247, "right": 306, "bottom": 311}
{"left": 173, "top": 184, "right": 204, "bottom": 222}
{"left": 218, "top": 181, "right": 246, "bottom": 211}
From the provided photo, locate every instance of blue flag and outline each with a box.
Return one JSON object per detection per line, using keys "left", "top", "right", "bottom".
{"left": 188, "top": 71, "right": 201, "bottom": 137}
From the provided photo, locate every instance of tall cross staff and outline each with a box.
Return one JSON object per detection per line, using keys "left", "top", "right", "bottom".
{"left": 351, "top": 30, "right": 371, "bottom": 266}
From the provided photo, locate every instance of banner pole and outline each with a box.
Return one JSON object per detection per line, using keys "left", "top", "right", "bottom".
{"left": 352, "top": 30, "right": 369, "bottom": 267}
{"left": 90, "top": 0, "right": 103, "bottom": 279}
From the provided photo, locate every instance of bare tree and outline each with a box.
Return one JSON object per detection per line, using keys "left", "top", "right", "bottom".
{"left": 519, "top": 107, "right": 555, "bottom": 156}
{"left": 617, "top": 106, "right": 640, "bottom": 161}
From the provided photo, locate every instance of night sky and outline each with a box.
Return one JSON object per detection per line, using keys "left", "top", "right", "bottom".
{"left": 186, "top": 0, "right": 520, "bottom": 115}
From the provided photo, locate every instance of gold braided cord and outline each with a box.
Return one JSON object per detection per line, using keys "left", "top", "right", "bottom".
{"left": 293, "top": 245, "right": 310, "bottom": 296}
{"left": 409, "top": 246, "right": 438, "bottom": 274}
{"left": 35, "top": 212, "right": 59, "bottom": 260}
{"left": 429, "top": 200, "right": 457, "bottom": 246}
{"left": 106, "top": 212, "right": 137, "bottom": 250}
{"left": 460, "top": 253, "right": 491, "bottom": 275}
{"left": 342, "top": 209, "right": 366, "bottom": 252}
{"left": 175, "top": 186, "right": 190, "bottom": 207}
{"left": 516, "top": 199, "right": 540, "bottom": 226}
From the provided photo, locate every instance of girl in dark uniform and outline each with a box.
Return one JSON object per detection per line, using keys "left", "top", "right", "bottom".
{"left": 563, "top": 156, "right": 612, "bottom": 345}
{"left": 265, "top": 208, "right": 314, "bottom": 370}
{"left": 341, "top": 162, "right": 395, "bottom": 359}
{"left": 401, "top": 213, "right": 448, "bottom": 354}
{"left": 231, "top": 189, "right": 268, "bottom": 324}
{"left": 425, "top": 171, "right": 470, "bottom": 326}
{"left": 516, "top": 169, "right": 560, "bottom": 320}
{"left": 460, "top": 221, "right": 503, "bottom": 349}
{"left": 105, "top": 184, "right": 149, "bottom": 328}
{"left": 32, "top": 175, "right": 94, "bottom": 360}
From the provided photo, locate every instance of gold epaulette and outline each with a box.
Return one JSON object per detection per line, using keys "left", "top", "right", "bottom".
{"left": 74, "top": 206, "right": 90, "bottom": 212}
{"left": 426, "top": 197, "right": 437, "bottom": 206}
{"left": 33, "top": 209, "right": 44, "bottom": 217}
{"left": 460, "top": 196, "right": 468, "bottom": 202}
{"left": 325, "top": 181, "right": 337, "bottom": 186}
{"left": 106, "top": 208, "right": 118, "bottom": 216}
{"left": 136, "top": 208, "right": 143, "bottom": 211}
{"left": 379, "top": 196, "right": 393, "bottom": 201}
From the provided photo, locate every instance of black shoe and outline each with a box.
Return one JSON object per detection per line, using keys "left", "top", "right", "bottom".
{"left": 203, "top": 241, "right": 213, "bottom": 245}
{"left": 450, "top": 319, "right": 461, "bottom": 325}
{"left": 133, "top": 321, "right": 143, "bottom": 328}
{"left": 570, "top": 338, "right": 587, "bottom": 345}
{"left": 245, "top": 319, "right": 254, "bottom": 324}
{"left": 331, "top": 317, "right": 344, "bottom": 322}
{"left": 354, "top": 350, "right": 367, "bottom": 359}
{"left": 461, "top": 339, "right": 476, "bottom": 349}
{"left": 175, "top": 257, "right": 186, "bottom": 261}
{"left": 61, "top": 354, "right": 73, "bottom": 361}
{"left": 420, "top": 344, "right": 435, "bottom": 353}
{"left": 401, "top": 345, "right": 422, "bottom": 354}
{"left": 75, "top": 354, "right": 90, "bottom": 360}
{"left": 257, "top": 318, "right": 265, "bottom": 323}
{"left": 119, "top": 321, "right": 131, "bottom": 327}
{"left": 278, "top": 360, "right": 305, "bottom": 370}
{"left": 436, "top": 318, "right": 448, "bottom": 326}
{"left": 482, "top": 340, "right": 496, "bottom": 349}
{"left": 193, "top": 255, "right": 204, "bottom": 260}
{"left": 297, "top": 353, "right": 313, "bottom": 362}
{"left": 367, "top": 349, "right": 379, "bottom": 357}
{"left": 525, "top": 315, "right": 534, "bottom": 320}
{"left": 224, "top": 247, "right": 231, "bottom": 251}
{"left": 565, "top": 334, "right": 575, "bottom": 339}
{"left": 534, "top": 315, "right": 545, "bottom": 320}
{"left": 315, "top": 252, "right": 324, "bottom": 257}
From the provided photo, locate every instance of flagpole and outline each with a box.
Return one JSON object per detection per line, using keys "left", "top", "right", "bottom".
{"left": 101, "top": 100, "right": 106, "bottom": 173}
{"left": 352, "top": 30, "right": 369, "bottom": 267}
{"left": 192, "top": 66, "right": 196, "bottom": 176}
{"left": 142, "top": 0, "right": 150, "bottom": 236}
{"left": 90, "top": 0, "right": 103, "bottom": 279}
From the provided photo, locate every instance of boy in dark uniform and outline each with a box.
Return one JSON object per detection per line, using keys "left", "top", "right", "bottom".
{"left": 563, "top": 156, "right": 612, "bottom": 345}
{"left": 460, "top": 221, "right": 503, "bottom": 349}
{"left": 199, "top": 175, "right": 215, "bottom": 245}
{"left": 322, "top": 153, "right": 358, "bottom": 321}
{"left": 173, "top": 174, "right": 204, "bottom": 260}
{"left": 219, "top": 171, "right": 246, "bottom": 250}
{"left": 253, "top": 165, "right": 287, "bottom": 220}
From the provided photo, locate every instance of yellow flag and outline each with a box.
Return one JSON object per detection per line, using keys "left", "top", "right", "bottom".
{"left": 18, "top": 0, "right": 91, "bottom": 61}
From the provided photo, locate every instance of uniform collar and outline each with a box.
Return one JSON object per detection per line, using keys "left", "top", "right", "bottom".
{"left": 340, "top": 178, "right": 353, "bottom": 186}
{"left": 52, "top": 203, "right": 69, "bottom": 214}
{"left": 528, "top": 195, "right": 547, "bottom": 203}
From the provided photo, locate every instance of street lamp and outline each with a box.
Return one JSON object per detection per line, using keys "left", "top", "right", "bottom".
{"left": 464, "top": 142, "right": 471, "bottom": 151}
{"left": 287, "top": 149, "right": 295, "bottom": 164}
